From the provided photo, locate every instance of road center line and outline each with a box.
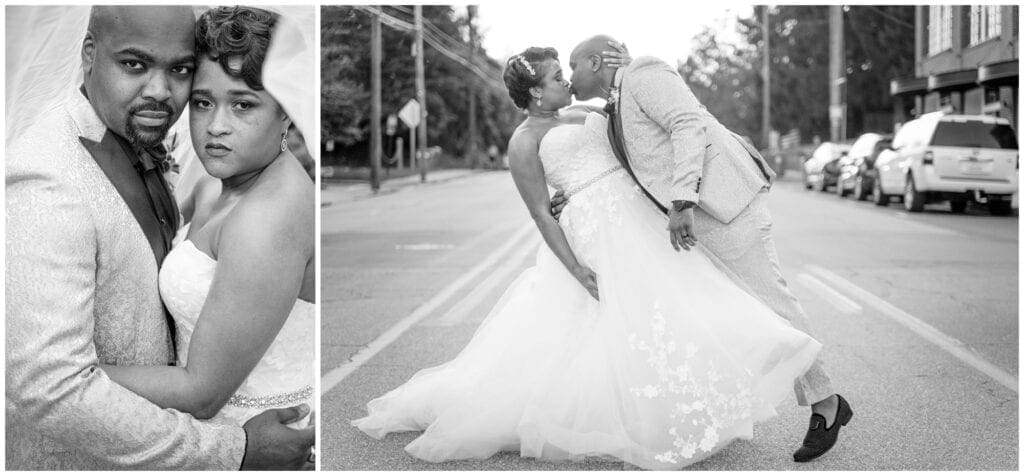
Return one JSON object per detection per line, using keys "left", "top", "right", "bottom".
{"left": 321, "top": 221, "right": 536, "bottom": 395}
{"left": 426, "top": 235, "right": 541, "bottom": 327}
{"left": 806, "top": 264, "right": 1018, "bottom": 393}
{"left": 795, "top": 273, "right": 863, "bottom": 315}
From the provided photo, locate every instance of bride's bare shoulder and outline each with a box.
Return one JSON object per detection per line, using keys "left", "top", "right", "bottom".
{"left": 222, "top": 155, "right": 314, "bottom": 253}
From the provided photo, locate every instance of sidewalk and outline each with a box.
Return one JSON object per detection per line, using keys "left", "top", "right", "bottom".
{"left": 320, "top": 168, "right": 484, "bottom": 207}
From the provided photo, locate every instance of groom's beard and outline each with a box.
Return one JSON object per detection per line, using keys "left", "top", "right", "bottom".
{"left": 125, "top": 101, "right": 175, "bottom": 148}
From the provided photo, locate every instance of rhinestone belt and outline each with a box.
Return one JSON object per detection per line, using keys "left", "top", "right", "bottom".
{"left": 227, "top": 385, "right": 314, "bottom": 409}
{"left": 565, "top": 165, "right": 624, "bottom": 198}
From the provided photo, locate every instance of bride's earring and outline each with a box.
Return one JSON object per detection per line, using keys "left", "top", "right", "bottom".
{"left": 280, "top": 136, "right": 288, "bottom": 152}
{"left": 536, "top": 98, "right": 543, "bottom": 107}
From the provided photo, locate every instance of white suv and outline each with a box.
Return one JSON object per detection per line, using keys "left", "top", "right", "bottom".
{"left": 872, "top": 112, "right": 1018, "bottom": 214}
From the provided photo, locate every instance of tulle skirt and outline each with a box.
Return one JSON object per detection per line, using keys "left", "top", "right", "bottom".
{"left": 353, "top": 171, "right": 821, "bottom": 469}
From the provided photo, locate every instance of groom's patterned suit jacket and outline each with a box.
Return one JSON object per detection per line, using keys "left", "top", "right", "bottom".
{"left": 5, "top": 88, "right": 246, "bottom": 469}
{"left": 615, "top": 57, "right": 777, "bottom": 224}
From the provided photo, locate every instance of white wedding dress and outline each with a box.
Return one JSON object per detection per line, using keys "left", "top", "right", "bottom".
{"left": 159, "top": 224, "right": 315, "bottom": 428}
{"left": 353, "top": 113, "right": 821, "bottom": 469}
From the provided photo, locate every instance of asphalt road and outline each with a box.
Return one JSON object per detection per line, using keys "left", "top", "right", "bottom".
{"left": 320, "top": 170, "right": 1018, "bottom": 471}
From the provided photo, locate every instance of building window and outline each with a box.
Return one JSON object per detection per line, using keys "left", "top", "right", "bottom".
{"left": 928, "top": 6, "right": 953, "bottom": 55}
{"left": 970, "top": 6, "right": 1002, "bottom": 45}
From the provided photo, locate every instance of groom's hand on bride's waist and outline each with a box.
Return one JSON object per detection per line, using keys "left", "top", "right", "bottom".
{"left": 240, "top": 404, "right": 315, "bottom": 470}
{"left": 550, "top": 190, "right": 568, "bottom": 221}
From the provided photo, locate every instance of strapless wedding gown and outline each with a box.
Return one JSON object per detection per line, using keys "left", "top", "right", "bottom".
{"left": 353, "top": 113, "right": 821, "bottom": 469}
{"left": 159, "top": 224, "right": 315, "bottom": 428}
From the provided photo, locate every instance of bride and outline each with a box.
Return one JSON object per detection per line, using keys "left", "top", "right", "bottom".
{"left": 353, "top": 47, "right": 822, "bottom": 470}
{"left": 98, "top": 5, "right": 315, "bottom": 436}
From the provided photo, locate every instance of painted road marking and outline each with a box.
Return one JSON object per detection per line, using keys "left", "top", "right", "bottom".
{"left": 321, "top": 222, "right": 537, "bottom": 394}
{"left": 795, "top": 273, "right": 863, "bottom": 315}
{"left": 807, "top": 264, "right": 1017, "bottom": 393}
{"left": 425, "top": 235, "right": 541, "bottom": 327}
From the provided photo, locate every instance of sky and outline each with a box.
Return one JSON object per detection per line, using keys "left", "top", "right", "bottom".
{"left": 473, "top": 1, "right": 754, "bottom": 69}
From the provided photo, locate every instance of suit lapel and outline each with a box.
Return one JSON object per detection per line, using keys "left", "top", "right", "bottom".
{"left": 80, "top": 133, "right": 169, "bottom": 266}
{"left": 608, "top": 67, "right": 668, "bottom": 215}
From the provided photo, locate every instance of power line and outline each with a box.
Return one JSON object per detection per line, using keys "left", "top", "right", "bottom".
{"left": 353, "top": 5, "right": 505, "bottom": 93}
{"left": 862, "top": 5, "right": 915, "bottom": 30}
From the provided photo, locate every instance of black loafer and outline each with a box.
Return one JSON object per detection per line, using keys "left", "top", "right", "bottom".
{"left": 793, "top": 394, "right": 853, "bottom": 462}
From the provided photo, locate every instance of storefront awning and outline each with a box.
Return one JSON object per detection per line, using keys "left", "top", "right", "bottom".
{"left": 890, "top": 76, "right": 928, "bottom": 96}
{"left": 927, "top": 69, "right": 978, "bottom": 92}
{"left": 978, "top": 59, "right": 1018, "bottom": 85}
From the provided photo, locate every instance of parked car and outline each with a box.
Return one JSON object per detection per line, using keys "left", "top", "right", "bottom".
{"left": 803, "top": 142, "right": 851, "bottom": 192}
{"left": 872, "top": 112, "right": 1018, "bottom": 214}
{"left": 836, "top": 133, "right": 893, "bottom": 200}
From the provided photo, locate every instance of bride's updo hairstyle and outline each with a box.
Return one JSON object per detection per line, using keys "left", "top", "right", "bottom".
{"left": 503, "top": 47, "right": 559, "bottom": 109}
{"left": 195, "top": 6, "right": 278, "bottom": 91}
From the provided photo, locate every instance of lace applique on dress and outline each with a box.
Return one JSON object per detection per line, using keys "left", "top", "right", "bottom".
{"left": 627, "top": 301, "right": 763, "bottom": 464}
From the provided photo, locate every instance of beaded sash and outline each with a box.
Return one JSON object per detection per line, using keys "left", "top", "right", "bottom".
{"left": 227, "top": 384, "right": 314, "bottom": 409}
{"left": 565, "top": 165, "right": 624, "bottom": 198}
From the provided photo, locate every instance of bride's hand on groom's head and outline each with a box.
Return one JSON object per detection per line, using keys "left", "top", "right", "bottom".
{"left": 601, "top": 40, "right": 631, "bottom": 69}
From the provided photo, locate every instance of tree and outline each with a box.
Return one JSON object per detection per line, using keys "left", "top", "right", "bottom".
{"left": 321, "top": 6, "right": 522, "bottom": 167}
{"left": 680, "top": 6, "right": 914, "bottom": 148}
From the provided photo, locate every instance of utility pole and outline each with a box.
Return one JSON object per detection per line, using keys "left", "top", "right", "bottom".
{"left": 829, "top": 5, "right": 846, "bottom": 142}
{"left": 466, "top": 5, "right": 479, "bottom": 169}
{"left": 414, "top": 5, "right": 428, "bottom": 182}
{"left": 369, "top": 8, "right": 382, "bottom": 192}
{"left": 761, "top": 6, "right": 771, "bottom": 149}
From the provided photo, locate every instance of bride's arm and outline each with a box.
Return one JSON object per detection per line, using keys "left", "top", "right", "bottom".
{"left": 101, "top": 178, "right": 314, "bottom": 419}
{"left": 507, "top": 132, "right": 599, "bottom": 300}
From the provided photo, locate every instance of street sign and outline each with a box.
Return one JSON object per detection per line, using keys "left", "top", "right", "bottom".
{"left": 398, "top": 99, "right": 420, "bottom": 128}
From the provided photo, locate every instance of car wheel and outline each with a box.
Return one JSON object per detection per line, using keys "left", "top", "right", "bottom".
{"left": 988, "top": 199, "right": 1013, "bottom": 216}
{"left": 949, "top": 199, "right": 968, "bottom": 213}
{"left": 836, "top": 179, "right": 848, "bottom": 197}
{"left": 872, "top": 179, "right": 889, "bottom": 206}
{"left": 853, "top": 177, "right": 868, "bottom": 201}
{"left": 903, "top": 175, "right": 925, "bottom": 212}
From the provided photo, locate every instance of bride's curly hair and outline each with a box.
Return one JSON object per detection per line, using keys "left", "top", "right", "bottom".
{"left": 503, "top": 47, "right": 559, "bottom": 109}
{"left": 195, "top": 6, "right": 278, "bottom": 91}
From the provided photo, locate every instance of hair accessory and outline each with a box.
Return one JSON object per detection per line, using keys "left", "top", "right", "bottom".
{"left": 512, "top": 55, "right": 536, "bottom": 76}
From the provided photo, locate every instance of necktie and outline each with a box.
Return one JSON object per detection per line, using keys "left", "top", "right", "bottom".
{"left": 130, "top": 143, "right": 181, "bottom": 357}
{"left": 133, "top": 144, "right": 181, "bottom": 258}
{"left": 605, "top": 101, "right": 669, "bottom": 215}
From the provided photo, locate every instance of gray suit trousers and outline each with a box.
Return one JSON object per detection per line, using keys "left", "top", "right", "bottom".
{"left": 693, "top": 190, "right": 834, "bottom": 406}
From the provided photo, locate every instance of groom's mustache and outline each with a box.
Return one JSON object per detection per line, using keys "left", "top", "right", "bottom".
{"left": 128, "top": 101, "right": 175, "bottom": 120}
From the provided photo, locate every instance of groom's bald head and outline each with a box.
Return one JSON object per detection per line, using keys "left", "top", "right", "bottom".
{"left": 82, "top": 6, "right": 196, "bottom": 147}
{"left": 87, "top": 6, "right": 195, "bottom": 45}
{"left": 571, "top": 34, "right": 620, "bottom": 62}
{"left": 568, "top": 34, "right": 621, "bottom": 101}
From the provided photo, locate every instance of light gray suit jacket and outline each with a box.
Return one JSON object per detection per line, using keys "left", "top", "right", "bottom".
{"left": 5, "top": 88, "right": 245, "bottom": 470}
{"left": 615, "top": 56, "right": 776, "bottom": 223}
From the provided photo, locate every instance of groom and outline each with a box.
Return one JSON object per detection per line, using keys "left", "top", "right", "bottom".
{"left": 557, "top": 35, "right": 853, "bottom": 463}
{"left": 6, "top": 6, "right": 311, "bottom": 469}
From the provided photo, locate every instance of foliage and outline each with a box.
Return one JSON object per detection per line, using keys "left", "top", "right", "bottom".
{"left": 321, "top": 6, "right": 522, "bottom": 166}
{"left": 681, "top": 5, "right": 915, "bottom": 148}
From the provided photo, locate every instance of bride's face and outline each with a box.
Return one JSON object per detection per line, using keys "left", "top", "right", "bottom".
{"left": 534, "top": 59, "right": 571, "bottom": 110}
{"left": 189, "top": 56, "right": 290, "bottom": 180}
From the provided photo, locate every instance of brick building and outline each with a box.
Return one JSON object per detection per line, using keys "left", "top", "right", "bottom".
{"left": 890, "top": 5, "right": 1018, "bottom": 131}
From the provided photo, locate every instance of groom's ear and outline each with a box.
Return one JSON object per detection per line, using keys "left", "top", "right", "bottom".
{"left": 81, "top": 32, "right": 96, "bottom": 76}
{"left": 588, "top": 53, "right": 603, "bottom": 73}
